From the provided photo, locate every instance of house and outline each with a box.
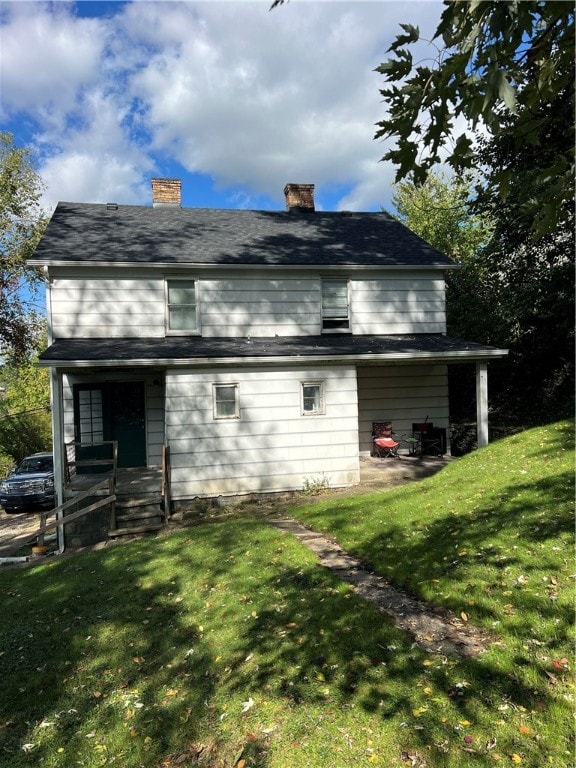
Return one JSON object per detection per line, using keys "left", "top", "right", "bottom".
{"left": 30, "top": 179, "right": 507, "bottom": 514}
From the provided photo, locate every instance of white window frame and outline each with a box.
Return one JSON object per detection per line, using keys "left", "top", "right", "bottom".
{"left": 301, "top": 380, "right": 325, "bottom": 416}
{"left": 165, "top": 277, "right": 200, "bottom": 335}
{"left": 321, "top": 277, "right": 350, "bottom": 332}
{"left": 213, "top": 383, "right": 240, "bottom": 420}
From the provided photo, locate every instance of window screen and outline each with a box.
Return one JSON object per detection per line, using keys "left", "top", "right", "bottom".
{"left": 322, "top": 278, "right": 349, "bottom": 331}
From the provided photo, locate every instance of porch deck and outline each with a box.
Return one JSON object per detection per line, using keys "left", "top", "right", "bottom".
{"left": 66, "top": 466, "right": 163, "bottom": 496}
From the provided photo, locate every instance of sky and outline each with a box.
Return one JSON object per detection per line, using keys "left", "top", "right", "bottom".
{"left": 0, "top": 0, "right": 446, "bottom": 216}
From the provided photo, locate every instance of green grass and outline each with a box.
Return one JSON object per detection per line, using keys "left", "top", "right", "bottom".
{"left": 0, "top": 421, "right": 573, "bottom": 768}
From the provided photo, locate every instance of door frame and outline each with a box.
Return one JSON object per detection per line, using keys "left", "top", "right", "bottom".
{"left": 73, "top": 380, "right": 147, "bottom": 468}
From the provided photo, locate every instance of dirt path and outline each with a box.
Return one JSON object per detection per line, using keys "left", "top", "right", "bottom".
{"left": 0, "top": 510, "right": 40, "bottom": 557}
{"left": 268, "top": 517, "right": 491, "bottom": 658}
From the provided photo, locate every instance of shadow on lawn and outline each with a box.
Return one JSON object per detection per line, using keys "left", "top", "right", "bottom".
{"left": 292, "top": 422, "right": 573, "bottom": 655}
{"left": 0, "top": 423, "right": 572, "bottom": 766}
{"left": 0, "top": 546, "right": 229, "bottom": 767}
{"left": 327, "top": 465, "right": 574, "bottom": 649}
{"left": 181, "top": 518, "right": 568, "bottom": 766}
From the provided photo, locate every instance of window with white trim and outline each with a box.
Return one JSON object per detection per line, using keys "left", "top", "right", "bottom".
{"left": 213, "top": 383, "right": 240, "bottom": 419}
{"left": 166, "top": 278, "right": 198, "bottom": 334}
{"left": 301, "top": 381, "right": 325, "bottom": 415}
{"left": 321, "top": 277, "right": 350, "bottom": 331}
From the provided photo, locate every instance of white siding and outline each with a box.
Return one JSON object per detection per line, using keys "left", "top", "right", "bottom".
{"left": 49, "top": 269, "right": 447, "bottom": 339}
{"left": 62, "top": 375, "right": 75, "bottom": 446}
{"left": 357, "top": 364, "right": 449, "bottom": 454}
{"left": 165, "top": 365, "right": 359, "bottom": 499}
{"left": 146, "top": 379, "right": 165, "bottom": 466}
{"left": 200, "top": 277, "right": 320, "bottom": 337}
{"left": 350, "top": 275, "right": 446, "bottom": 334}
{"left": 51, "top": 274, "right": 164, "bottom": 338}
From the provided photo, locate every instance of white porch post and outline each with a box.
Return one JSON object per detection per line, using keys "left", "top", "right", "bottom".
{"left": 476, "top": 361, "right": 489, "bottom": 447}
{"left": 50, "top": 368, "right": 65, "bottom": 551}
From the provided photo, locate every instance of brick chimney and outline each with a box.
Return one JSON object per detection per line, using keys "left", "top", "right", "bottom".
{"left": 151, "top": 178, "right": 182, "bottom": 208}
{"left": 284, "top": 183, "right": 315, "bottom": 213}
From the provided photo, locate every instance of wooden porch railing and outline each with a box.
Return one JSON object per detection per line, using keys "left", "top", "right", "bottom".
{"left": 0, "top": 478, "right": 117, "bottom": 556}
{"left": 65, "top": 440, "right": 118, "bottom": 484}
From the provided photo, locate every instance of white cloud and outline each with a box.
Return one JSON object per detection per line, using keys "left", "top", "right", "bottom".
{"left": 40, "top": 150, "right": 148, "bottom": 209}
{"left": 1, "top": 1, "right": 445, "bottom": 211}
{"left": 0, "top": 2, "right": 105, "bottom": 117}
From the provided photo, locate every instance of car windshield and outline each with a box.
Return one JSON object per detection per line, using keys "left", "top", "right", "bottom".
{"left": 16, "top": 457, "right": 53, "bottom": 474}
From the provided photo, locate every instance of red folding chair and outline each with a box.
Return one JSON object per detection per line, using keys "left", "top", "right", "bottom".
{"left": 372, "top": 421, "right": 401, "bottom": 459}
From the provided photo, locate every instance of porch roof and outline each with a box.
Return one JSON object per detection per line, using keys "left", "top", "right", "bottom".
{"left": 39, "top": 335, "right": 508, "bottom": 367}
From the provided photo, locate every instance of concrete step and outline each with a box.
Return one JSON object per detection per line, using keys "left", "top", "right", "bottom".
{"left": 108, "top": 522, "right": 163, "bottom": 537}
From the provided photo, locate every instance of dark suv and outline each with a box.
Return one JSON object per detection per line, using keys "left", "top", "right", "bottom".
{"left": 0, "top": 453, "right": 55, "bottom": 514}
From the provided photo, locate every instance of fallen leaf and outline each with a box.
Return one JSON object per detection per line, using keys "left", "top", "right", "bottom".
{"left": 518, "top": 725, "right": 531, "bottom": 735}
{"left": 460, "top": 612, "right": 469, "bottom": 622}
{"left": 511, "top": 755, "right": 523, "bottom": 764}
{"left": 241, "top": 698, "right": 255, "bottom": 713}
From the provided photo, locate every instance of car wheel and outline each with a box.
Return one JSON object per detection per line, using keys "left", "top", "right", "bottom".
{"left": 3, "top": 507, "right": 20, "bottom": 514}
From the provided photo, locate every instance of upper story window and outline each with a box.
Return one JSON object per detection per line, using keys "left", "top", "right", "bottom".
{"left": 166, "top": 278, "right": 199, "bottom": 334}
{"left": 321, "top": 278, "right": 350, "bottom": 332}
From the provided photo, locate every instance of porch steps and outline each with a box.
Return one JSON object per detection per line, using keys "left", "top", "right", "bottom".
{"left": 109, "top": 522, "right": 163, "bottom": 538}
{"left": 111, "top": 495, "right": 165, "bottom": 537}
{"left": 115, "top": 496, "right": 163, "bottom": 509}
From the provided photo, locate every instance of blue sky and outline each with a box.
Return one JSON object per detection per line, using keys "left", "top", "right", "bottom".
{"left": 1, "top": 0, "right": 446, "bottom": 216}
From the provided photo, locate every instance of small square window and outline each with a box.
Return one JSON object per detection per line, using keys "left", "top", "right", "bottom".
{"left": 213, "top": 384, "right": 239, "bottom": 419}
{"left": 302, "top": 381, "right": 325, "bottom": 415}
{"left": 166, "top": 279, "right": 198, "bottom": 333}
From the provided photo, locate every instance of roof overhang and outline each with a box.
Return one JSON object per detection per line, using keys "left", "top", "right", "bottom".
{"left": 38, "top": 335, "right": 508, "bottom": 369}
{"left": 30, "top": 261, "right": 461, "bottom": 272}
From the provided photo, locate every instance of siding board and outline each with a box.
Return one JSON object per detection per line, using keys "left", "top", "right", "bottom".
{"left": 165, "top": 365, "right": 359, "bottom": 498}
{"left": 357, "top": 364, "right": 449, "bottom": 454}
{"left": 50, "top": 271, "right": 448, "bottom": 338}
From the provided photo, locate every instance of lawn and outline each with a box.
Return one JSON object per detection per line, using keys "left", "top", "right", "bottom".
{"left": 0, "top": 421, "right": 573, "bottom": 768}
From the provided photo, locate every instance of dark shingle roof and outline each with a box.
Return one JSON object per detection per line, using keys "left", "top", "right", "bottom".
{"left": 30, "top": 202, "right": 456, "bottom": 268}
{"left": 39, "top": 335, "right": 507, "bottom": 366}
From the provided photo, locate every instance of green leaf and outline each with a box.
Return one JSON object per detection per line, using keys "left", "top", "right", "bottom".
{"left": 388, "top": 23, "right": 420, "bottom": 53}
{"left": 494, "top": 69, "right": 517, "bottom": 113}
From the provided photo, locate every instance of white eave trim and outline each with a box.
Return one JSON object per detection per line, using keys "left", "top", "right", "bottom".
{"left": 38, "top": 348, "right": 508, "bottom": 368}
{"left": 28, "top": 260, "right": 460, "bottom": 272}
